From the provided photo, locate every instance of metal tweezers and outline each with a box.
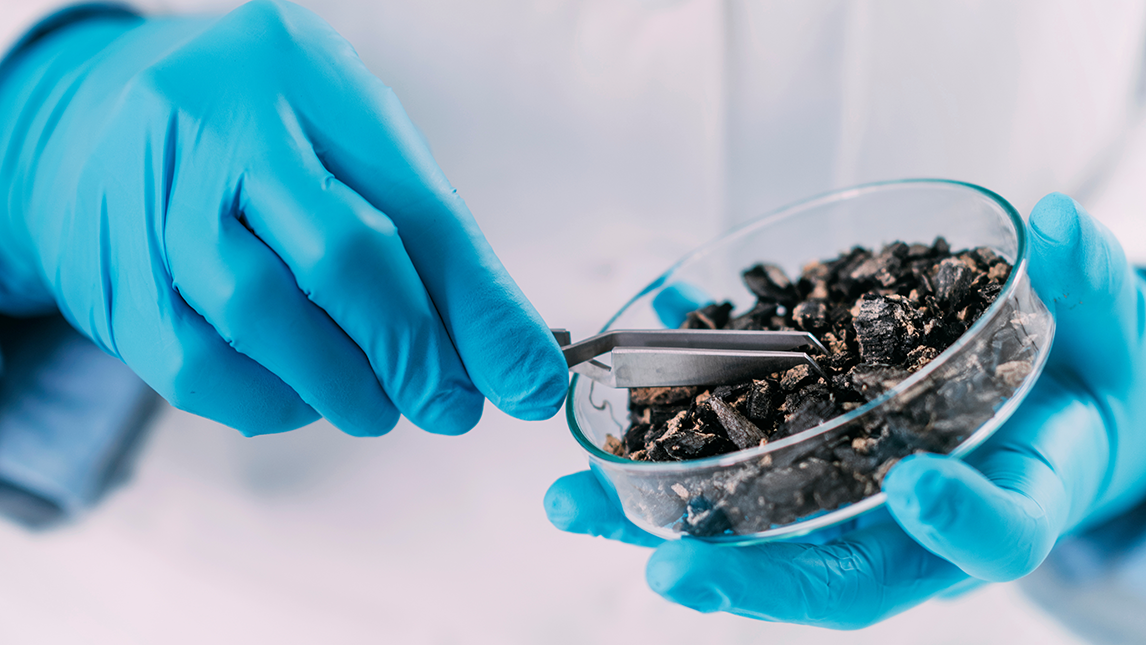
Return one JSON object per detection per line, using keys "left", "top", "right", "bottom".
{"left": 551, "top": 328, "right": 827, "bottom": 388}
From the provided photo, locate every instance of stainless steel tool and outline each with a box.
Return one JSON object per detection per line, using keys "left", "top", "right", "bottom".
{"left": 550, "top": 328, "right": 827, "bottom": 388}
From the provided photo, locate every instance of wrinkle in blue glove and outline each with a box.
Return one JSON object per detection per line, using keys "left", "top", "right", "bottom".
{"left": 547, "top": 192, "right": 1146, "bottom": 628}
{"left": 0, "top": 1, "right": 568, "bottom": 437}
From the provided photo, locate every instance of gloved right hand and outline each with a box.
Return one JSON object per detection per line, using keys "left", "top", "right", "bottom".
{"left": 546, "top": 193, "right": 1146, "bottom": 627}
{"left": 0, "top": 1, "right": 568, "bottom": 437}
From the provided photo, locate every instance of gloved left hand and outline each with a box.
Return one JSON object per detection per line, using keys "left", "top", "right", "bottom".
{"left": 546, "top": 193, "right": 1146, "bottom": 628}
{"left": 0, "top": 1, "right": 568, "bottom": 437}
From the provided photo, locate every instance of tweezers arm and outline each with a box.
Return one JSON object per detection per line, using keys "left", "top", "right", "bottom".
{"left": 610, "top": 348, "right": 821, "bottom": 388}
{"left": 551, "top": 328, "right": 825, "bottom": 387}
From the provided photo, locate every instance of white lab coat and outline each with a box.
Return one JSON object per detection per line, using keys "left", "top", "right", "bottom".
{"left": 0, "top": 1, "right": 1143, "bottom": 643}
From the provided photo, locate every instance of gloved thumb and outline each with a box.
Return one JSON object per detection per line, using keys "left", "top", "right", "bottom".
{"left": 1027, "top": 192, "right": 1137, "bottom": 391}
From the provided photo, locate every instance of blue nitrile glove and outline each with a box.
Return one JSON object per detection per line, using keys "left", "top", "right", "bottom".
{"left": 0, "top": 1, "right": 568, "bottom": 437}
{"left": 546, "top": 192, "right": 1146, "bottom": 628}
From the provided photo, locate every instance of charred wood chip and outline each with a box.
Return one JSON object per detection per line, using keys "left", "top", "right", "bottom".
{"left": 932, "top": 236, "right": 951, "bottom": 256}
{"left": 873, "top": 457, "right": 901, "bottom": 484}
{"left": 971, "top": 246, "right": 1001, "bottom": 268}
{"left": 682, "top": 496, "right": 732, "bottom": 536}
{"left": 978, "top": 282, "right": 1004, "bottom": 303}
{"left": 742, "top": 263, "right": 799, "bottom": 305}
{"left": 934, "top": 257, "right": 976, "bottom": 306}
{"left": 624, "top": 424, "right": 651, "bottom": 454}
{"left": 988, "top": 262, "right": 1010, "bottom": 283}
{"left": 629, "top": 386, "right": 699, "bottom": 407}
{"left": 728, "top": 302, "right": 780, "bottom": 330}
{"left": 780, "top": 364, "right": 821, "bottom": 392}
{"left": 780, "top": 384, "right": 839, "bottom": 435}
{"left": 848, "top": 364, "right": 912, "bottom": 401}
{"left": 709, "top": 397, "right": 768, "bottom": 450}
{"left": 821, "top": 331, "right": 848, "bottom": 355}
{"left": 996, "top": 360, "right": 1032, "bottom": 388}
{"left": 799, "top": 260, "right": 832, "bottom": 299}
{"left": 746, "top": 379, "right": 778, "bottom": 423}
{"left": 712, "top": 382, "right": 750, "bottom": 401}
{"left": 904, "top": 345, "right": 940, "bottom": 372}
{"left": 603, "top": 434, "right": 625, "bottom": 456}
{"left": 649, "top": 405, "right": 688, "bottom": 428}
{"left": 793, "top": 299, "right": 831, "bottom": 335}
{"left": 851, "top": 294, "right": 918, "bottom": 364}
{"left": 652, "top": 420, "right": 729, "bottom": 461}
{"left": 683, "top": 302, "right": 734, "bottom": 329}
{"left": 907, "top": 243, "right": 932, "bottom": 259}
{"left": 727, "top": 314, "right": 764, "bottom": 330}
{"left": 849, "top": 245, "right": 905, "bottom": 288}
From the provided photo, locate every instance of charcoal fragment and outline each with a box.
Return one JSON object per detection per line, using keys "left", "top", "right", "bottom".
{"left": 848, "top": 364, "right": 912, "bottom": 400}
{"left": 932, "top": 236, "right": 950, "bottom": 256}
{"left": 746, "top": 379, "right": 778, "bottom": 423}
{"left": 905, "top": 345, "right": 940, "bottom": 372}
{"left": 742, "top": 264, "right": 798, "bottom": 305}
{"left": 971, "top": 246, "right": 1001, "bottom": 268}
{"left": 988, "top": 263, "right": 1010, "bottom": 283}
{"left": 780, "top": 383, "right": 839, "bottom": 435}
{"left": 934, "top": 257, "right": 975, "bottom": 306}
{"left": 630, "top": 386, "right": 698, "bottom": 406}
{"left": 907, "top": 243, "right": 931, "bottom": 259}
{"left": 653, "top": 419, "right": 725, "bottom": 461}
{"left": 793, "top": 299, "right": 831, "bottom": 335}
{"left": 683, "top": 302, "right": 733, "bottom": 329}
{"left": 682, "top": 496, "right": 732, "bottom": 536}
{"left": 709, "top": 397, "right": 767, "bottom": 450}
{"left": 849, "top": 245, "right": 905, "bottom": 288}
{"left": 779, "top": 364, "right": 820, "bottom": 392}
{"left": 851, "top": 295, "right": 918, "bottom": 364}
{"left": 996, "top": 360, "right": 1032, "bottom": 388}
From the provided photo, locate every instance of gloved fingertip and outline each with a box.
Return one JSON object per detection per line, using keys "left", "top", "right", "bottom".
{"left": 647, "top": 541, "right": 729, "bottom": 613}
{"left": 494, "top": 358, "right": 569, "bottom": 421}
{"left": 417, "top": 383, "right": 484, "bottom": 436}
{"left": 544, "top": 471, "right": 612, "bottom": 532}
{"left": 1029, "top": 192, "right": 1081, "bottom": 249}
{"left": 545, "top": 471, "right": 664, "bottom": 546}
{"left": 232, "top": 405, "right": 320, "bottom": 438}
{"left": 543, "top": 477, "right": 579, "bottom": 531}
{"left": 652, "top": 283, "right": 712, "bottom": 329}
{"left": 333, "top": 419, "right": 396, "bottom": 438}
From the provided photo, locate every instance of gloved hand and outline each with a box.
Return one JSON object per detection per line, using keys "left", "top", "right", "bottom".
{"left": 0, "top": 1, "right": 568, "bottom": 437}
{"left": 546, "top": 192, "right": 1146, "bottom": 628}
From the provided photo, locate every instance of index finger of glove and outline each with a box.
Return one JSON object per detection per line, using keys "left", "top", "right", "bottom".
{"left": 240, "top": 148, "right": 484, "bottom": 436}
{"left": 646, "top": 523, "right": 967, "bottom": 629}
{"left": 544, "top": 471, "right": 665, "bottom": 548}
{"left": 276, "top": 12, "right": 568, "bottom": 420}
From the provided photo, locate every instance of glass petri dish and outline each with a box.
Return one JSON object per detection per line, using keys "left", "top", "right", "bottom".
{"left": 566, "top": 179, "right": 1055, "bottom": 544}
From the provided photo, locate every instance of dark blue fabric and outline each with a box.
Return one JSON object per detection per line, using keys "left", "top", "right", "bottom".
{"left": 0, "top": 316, "right": 157, "bottom": 527}
{"left": 0, "top": 4, "right": 153, "bottom": 527}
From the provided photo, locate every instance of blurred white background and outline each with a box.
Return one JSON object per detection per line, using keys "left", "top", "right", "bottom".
{"left": 5, "top": 0, "right": 1146, "bottom": 642}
